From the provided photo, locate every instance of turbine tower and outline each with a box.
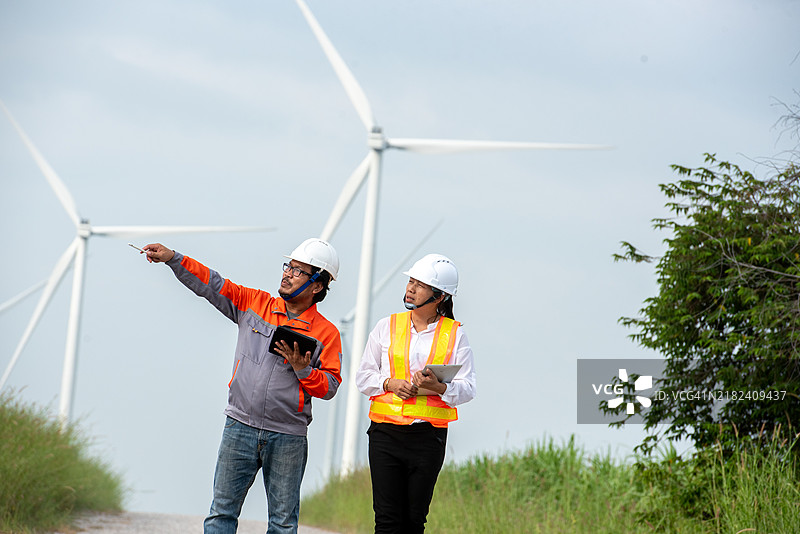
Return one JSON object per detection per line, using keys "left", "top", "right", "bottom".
{"left": 322, "top": 222, "right": 442, "bottom": 476}
{"left": 0, "top": 101, "right": 274, "bottom": 425}
{"left": 294, "top": 0, "right": 610, "bottom": 473}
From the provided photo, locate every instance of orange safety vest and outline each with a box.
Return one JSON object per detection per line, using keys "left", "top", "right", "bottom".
{"left": 368, "top": 311, "right": 460, "bottom": 428}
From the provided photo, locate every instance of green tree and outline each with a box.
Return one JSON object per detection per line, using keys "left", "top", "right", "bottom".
{"left": 614, "top": 149, "right": 800, "bottom": 454}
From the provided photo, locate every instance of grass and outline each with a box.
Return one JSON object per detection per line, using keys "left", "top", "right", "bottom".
{"left": 4, "top": 385, "right": 796, "bottom": 533}
{"left": 709, "top": 430, "right": 800, "bottom": 533}
{"left": 298, "top": 467, "right": 375, "bottom": 533}
{"left": 300, "top": 434, "right": 800, "bottom": 534}
{"left": 0, "top": 391, "right": 126, "bottom": 533}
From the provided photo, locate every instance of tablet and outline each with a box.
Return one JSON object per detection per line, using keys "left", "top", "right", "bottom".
{"left": 269, "top": 326, "right": 318, "bottom": 356}
{"left": 423, "top": 364, "right": 462, "bottom": 383}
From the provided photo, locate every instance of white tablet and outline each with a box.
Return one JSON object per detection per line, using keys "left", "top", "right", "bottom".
{"left": 423, "top": 364, "right": 462, "bottom": 383}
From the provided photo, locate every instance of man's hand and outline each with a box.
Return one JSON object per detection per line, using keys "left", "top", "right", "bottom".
{"left": 412, "top": 369, "right": 446, "bottom": 396}
{"left": 142, "top": 243, "right": 175, "bottom": 264}
{"left": 385, "top": 378, "right": 418, "bottom": 400}
{"left": 274, "top": 340, "right": 312, "bottom": 371}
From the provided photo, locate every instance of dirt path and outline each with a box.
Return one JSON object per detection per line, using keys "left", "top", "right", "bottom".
{"left": 50, "top": 511, "right": 340, "bottom": 534}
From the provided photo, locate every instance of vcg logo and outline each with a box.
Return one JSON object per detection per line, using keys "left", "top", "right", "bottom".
{"left": 592, "top": 368, "right": 653, "bottom": 415}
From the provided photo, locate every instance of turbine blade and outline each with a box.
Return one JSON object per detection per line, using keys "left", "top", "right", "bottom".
{"left": 343, "top": 220, "right": 443, "bottom": 323}
{"left": 0, "top": 239, "right": 79, "bottom": 390}
{"left": 388, "top": 137, "right": 613, "bottom": 155}
{"left": 91, "top": 225, "right": 276, "bottom": 238}
{"left": 320, "top": 154, "right": 372, "bottom": 241}
{"left": 0, "top": 100, "right": 81, "bottom": 227}
{"left": 295, "top": 0, "right": 376, "bottom": 132}
{"left": 0, "top": 280, "right": 47, "bottom": 315}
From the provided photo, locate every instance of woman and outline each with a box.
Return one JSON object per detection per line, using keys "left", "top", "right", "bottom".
{"left": 356, "top": 253, "right": 477, "bottom": 534}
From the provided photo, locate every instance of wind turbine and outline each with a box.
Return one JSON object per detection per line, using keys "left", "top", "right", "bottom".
{"left": 0, "top": 280, "right": 46, "bottom": 315}
{"left": 321, "top": 222, "right": 442, "bottom": 476}
{"left": 0, "top": 101, "right": 274, "bottom": 425}
{"left": 294, "top": 0, "right": 611, "bottom": 474}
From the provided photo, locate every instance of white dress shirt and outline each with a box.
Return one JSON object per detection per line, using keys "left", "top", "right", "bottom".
{"left": 356, "top": 315, "right": 476, "bottom": 408}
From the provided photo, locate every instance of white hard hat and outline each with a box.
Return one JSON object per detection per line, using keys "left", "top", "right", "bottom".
{"left": 285, "top": 238, "right": 340, "bottom": 280}
{"left": 403, "top": 254, "right": 458, "bottom": 296}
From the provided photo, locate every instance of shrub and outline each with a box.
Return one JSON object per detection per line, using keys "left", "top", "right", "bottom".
{"left": 0, "top": 391, "right": 125, "bottom": 533}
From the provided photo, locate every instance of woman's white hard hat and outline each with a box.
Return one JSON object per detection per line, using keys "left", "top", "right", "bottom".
{"left": 285, "top": 238, "right": 340, "bottom": 280}
{"left": 403, "top": 254, "right": 458, "bottom": 296}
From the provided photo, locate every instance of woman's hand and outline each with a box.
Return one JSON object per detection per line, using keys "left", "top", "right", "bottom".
{"left": 412, "top": 369, "right": 446, "bottom": 395}
{"left": 385, "top": 378, "right": 418, "bottom": 400}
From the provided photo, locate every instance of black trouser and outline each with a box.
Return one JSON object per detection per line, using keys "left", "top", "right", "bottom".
{"left": 367, "top": 421, "right": 448, "bottom": 534}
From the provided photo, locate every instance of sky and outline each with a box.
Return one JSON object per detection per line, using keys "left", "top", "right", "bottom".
{"left": 1, "top": 0, "right": 798, "bottom": 521}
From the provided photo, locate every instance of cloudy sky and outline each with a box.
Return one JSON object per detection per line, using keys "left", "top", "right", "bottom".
{"left": 1, "top": 0, "right": 798, "bottom": 520}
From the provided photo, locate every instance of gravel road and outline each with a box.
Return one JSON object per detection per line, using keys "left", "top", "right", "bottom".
{"left": 50, "top": 511, "right": 340, "bottom": 534}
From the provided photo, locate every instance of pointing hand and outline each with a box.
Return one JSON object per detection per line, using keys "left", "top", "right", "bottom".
{"left": 142, "top": 243, "right": 175, "bottom": 264}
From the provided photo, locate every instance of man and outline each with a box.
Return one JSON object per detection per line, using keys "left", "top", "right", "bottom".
{"left": 142, "top": 238, "right": 342, "bottom": 534}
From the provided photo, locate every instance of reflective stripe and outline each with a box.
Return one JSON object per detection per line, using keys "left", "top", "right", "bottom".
{"left": 404, "top": 394, "right": 459, "bottom": 422}
{"left": 369, "top": 392, "right": 457, "bottom": 428}
{"left": 388, "top": 313, "right": 412, "bottom": 381}
{"left": 370, "top": 394, "right": 456, "bottom": 419}
{"left": 428, "top": 325, "right": 446, "bottom": 364}
{"left": 369, "top": 312, "right": 460, "bottom": 427}
{"left": 369, "top": 393, "right": 404, "bottom": 416}
{"left": 427, "top": 318, "right": 457, "bottom": 365}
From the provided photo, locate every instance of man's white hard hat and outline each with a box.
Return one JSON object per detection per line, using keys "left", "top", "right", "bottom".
{"left": 285, "top": 238, "right": 340, "bottom": 280}
{"left": 403, "top": 254, "right": 459, "bottom": 296}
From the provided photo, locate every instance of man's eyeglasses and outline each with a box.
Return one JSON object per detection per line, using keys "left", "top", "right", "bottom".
{"left": 282, "top": 262, "right": 314, "bottom": 278}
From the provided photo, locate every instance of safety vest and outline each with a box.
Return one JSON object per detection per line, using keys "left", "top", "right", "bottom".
{"left": 368, "top": 312, "right": 460, "bottom": 428}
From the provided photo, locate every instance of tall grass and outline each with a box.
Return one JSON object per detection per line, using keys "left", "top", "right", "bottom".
{"left": 710, "top": 428, "right": 800, "bottom": 533}
{"left": 425, "top": 436, "right": 653, "bottom": 533}
{"left": 0, "top": 391, "right": 125, "bottom": 533}
{"left": 300, "top": 467, "right": 375, "bottom": 533}
{"left": 301, "top": 434, "right": 800, "bottom": 534}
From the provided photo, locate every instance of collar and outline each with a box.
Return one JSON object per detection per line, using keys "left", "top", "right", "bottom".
{"left": 273, "top": 298, "right": 315, "bottom": 331}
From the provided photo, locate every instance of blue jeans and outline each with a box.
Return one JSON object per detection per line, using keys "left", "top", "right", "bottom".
{"left": 203, "top": 417, "right": 308, "bottom": 534}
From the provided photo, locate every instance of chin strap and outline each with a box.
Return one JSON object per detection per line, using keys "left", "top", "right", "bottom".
{"left": 286, "top": 270, "right": 321, "bottom": 300}
{"left": 403, "top": 291, "right": 448, "bottom": 310}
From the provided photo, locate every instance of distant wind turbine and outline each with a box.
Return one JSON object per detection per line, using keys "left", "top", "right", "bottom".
{"left": 294, "top": 0, "right": 611, "bottom": 474}
{"left": 0, "top": 101, "right": 275, "bottom": 425}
